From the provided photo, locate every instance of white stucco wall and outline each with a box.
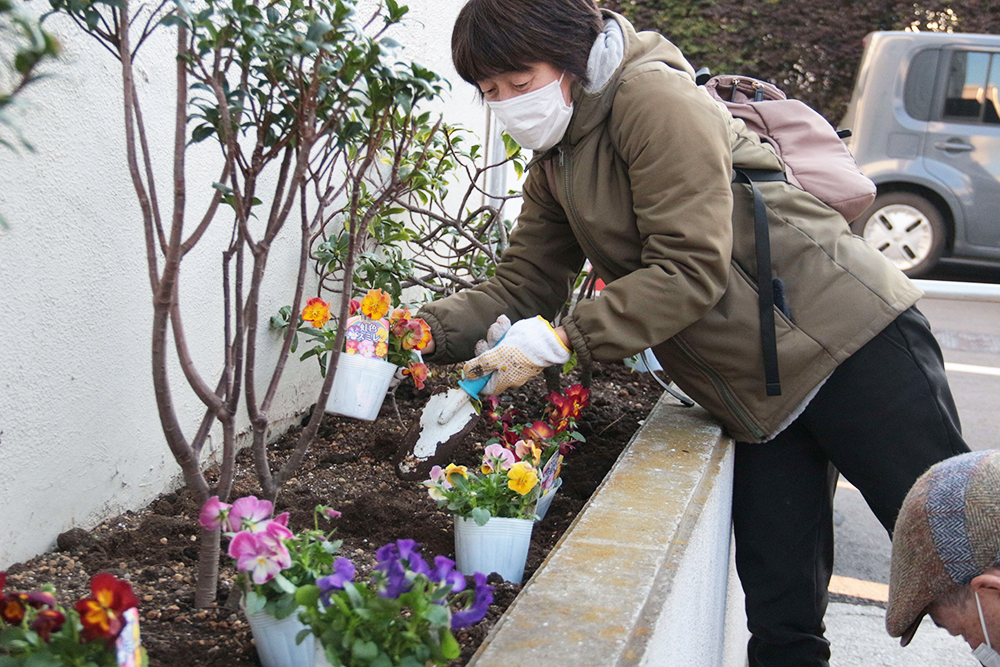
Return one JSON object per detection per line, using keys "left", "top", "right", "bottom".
{"left": 0, "top": 0, "right": 484, "bottom": 568}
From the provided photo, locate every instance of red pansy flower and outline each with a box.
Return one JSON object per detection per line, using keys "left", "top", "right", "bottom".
{"left": 75, "top": 573, "right": 139, "bottom": 642}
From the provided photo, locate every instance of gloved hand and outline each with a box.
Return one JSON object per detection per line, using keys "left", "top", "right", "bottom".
{"left": 474, "top": 315, "right": 512, "bottom": 357}
{"left": 463, "top": 315, "right": 571, "bottom": 396}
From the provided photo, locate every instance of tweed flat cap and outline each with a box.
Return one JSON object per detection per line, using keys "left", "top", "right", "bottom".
{"left": 886, "top": 450, "right": 1000, "bottom": 646}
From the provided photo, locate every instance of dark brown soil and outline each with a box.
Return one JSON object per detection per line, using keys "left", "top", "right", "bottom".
{"left": 2, "top": 362, "right": 661, "bottom": 665}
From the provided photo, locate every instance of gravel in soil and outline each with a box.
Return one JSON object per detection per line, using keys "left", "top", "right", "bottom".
{"left": 2, "top": 362, "right": 662, "bottom": 665}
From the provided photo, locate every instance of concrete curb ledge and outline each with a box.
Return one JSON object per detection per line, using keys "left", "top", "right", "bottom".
{"left": 469, "top": 393, "right": 747, "bottom": 667}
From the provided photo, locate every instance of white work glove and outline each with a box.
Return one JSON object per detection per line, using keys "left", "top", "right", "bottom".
{"left": 463, "top": 315, "right": 571, "bottom": 396}
{"left": 474, "top": 314, "right": 512, "bottom": 357}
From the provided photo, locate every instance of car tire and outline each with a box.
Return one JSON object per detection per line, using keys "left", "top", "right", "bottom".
{"left": 851, "top": 192, "right": 947, "bottom": 277}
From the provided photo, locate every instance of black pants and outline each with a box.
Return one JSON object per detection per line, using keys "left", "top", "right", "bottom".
{"left": 733, "top": 306, "right": 969, "bottom": 667}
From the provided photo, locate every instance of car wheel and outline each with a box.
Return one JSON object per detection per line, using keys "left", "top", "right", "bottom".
{"left": 851, "top": 192, "right": 947, "bottom": 277}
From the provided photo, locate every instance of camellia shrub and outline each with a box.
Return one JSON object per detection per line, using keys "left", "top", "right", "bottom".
{"left": 43, "top": 0, "right": 449, "bottom": 605}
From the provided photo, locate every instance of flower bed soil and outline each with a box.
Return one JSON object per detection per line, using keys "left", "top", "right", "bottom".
{"left": 2, "top": 362, "right": 662, "bottom": 666}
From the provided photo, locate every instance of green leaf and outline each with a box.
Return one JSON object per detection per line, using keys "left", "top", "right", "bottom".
{"left": 343, "top": 581, "right": 364, "bottom": 608}
{"left": 307, "top": 19, "right": 331, "bottom": 42}
{"left": 423, "top": 603, "right": 449, "bottom": 627}
{"left": 273, "top": 592, "right": 299, "bottom": 619}
{"left": 501, "top": 132, "right": 520, "bottom": 159}
{"left": 159, "top": 13, "right": 185, "bottom": 27}
{"left": 295, "top": 584, "right": 322, "bottom": 608}
{"left": 212, "top": 181, "right": 233, "bottom": 195}
{"left": 440, "top": 629, "right": 461, "bottom": 659}
{"left": 23, "top": 653, "right": 62, "bottom": 667}
{"left": 266, "top": 6, "right": 278, "bottom": 22}
{"left": 471, "top": 506, "right": 491, "bottom": 527}
{"left": 273, "top": 572, "right": 297, "bottom": 594}
{"left": 245, "top": 590, "right": 266, "bottom": 615}
{"left": 352, "top": 639, "right": 379, "bottom": 661}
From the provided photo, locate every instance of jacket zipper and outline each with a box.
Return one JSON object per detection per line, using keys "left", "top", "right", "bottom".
{"left": 559, "top": 147, "right": 620, "bottom": 277}
{"left": 671, "top": 336, "right": 767, "bottom": 441}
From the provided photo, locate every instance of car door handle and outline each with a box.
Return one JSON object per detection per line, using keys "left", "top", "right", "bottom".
{"left": 933, "top": 140, "right": 975, "bottom": 152}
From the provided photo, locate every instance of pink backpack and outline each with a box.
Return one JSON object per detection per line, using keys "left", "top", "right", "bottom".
{"left": 703, "top": 74, "right": 876, "bottom": 223}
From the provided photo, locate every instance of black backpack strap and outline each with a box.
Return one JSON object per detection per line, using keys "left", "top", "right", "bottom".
{"left": 733, "top": 168, "right": 786, "bottom": 397}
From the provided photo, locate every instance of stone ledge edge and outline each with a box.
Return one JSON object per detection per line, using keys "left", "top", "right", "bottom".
{"left": 468, "top": 391, "right": 731, "bottom": 666}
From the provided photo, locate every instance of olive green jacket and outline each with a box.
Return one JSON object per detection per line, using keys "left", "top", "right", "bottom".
{"left": 418, "top": 12, "right": 921, "bottom": 442}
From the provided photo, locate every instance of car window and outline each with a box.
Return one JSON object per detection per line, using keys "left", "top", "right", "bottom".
{"left": 988, "top": 57, "right": 1000, "bottom": 124}
{"left": 904, "top": 49, "right": 940, "bottom": 120}
{"left": 943, "top": 50, "right": 1000, "bottom": 124}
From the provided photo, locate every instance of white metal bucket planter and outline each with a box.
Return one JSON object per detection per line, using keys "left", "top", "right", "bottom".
{"left": 245, "top": 609, "right": 315, "bottom": 667}
{"left": 325, "top": 353, "right": 397, "bottom": 421}
{"left": 454, "top": 515, "right": 534, "bottom": 584}
{"left": 314, "top": 642, "right": 334, "bottom": 667}
{"left": 534, "top": 486, "right": 558, "bottom": 522}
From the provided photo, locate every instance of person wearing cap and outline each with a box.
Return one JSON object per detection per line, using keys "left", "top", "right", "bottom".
{"left": 887, "top": 449, "right": 1000, "bottom": 666}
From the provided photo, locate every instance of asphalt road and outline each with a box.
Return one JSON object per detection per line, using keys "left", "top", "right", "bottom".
{"left": 833, "top": 262, "right": 1000, "bottom": 587}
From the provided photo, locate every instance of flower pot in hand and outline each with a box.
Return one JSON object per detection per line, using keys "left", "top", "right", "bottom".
{"left": 325, "top": 353, "right": 397, "bottom": 421}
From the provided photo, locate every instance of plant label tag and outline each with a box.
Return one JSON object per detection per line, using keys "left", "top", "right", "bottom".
{"left": 115, "top": 607, "right": 142, "bottom": 666}
{"left": 345, "top": 316, "right": 389, "bottom": 358}
{"left": 540, "top": 453, "right": 562, "bottom": 491}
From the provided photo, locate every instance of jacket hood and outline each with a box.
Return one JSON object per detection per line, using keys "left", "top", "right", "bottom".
{"left": 566, "top": 11, "right": 697, "bottom": 145}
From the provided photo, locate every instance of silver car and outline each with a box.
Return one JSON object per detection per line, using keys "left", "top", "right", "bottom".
{"left": 841, "top": 31, "right": 1000, "bottom": 276}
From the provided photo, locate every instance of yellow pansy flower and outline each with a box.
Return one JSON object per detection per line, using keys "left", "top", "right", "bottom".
{"left": 443, "top": 463, "right": 468, "bottom": 486}
{"left": 507, "top": 461, "right": 538, "bottom": 496}
{"left": 360, "top": 288, "right": 391, "bottom": 320}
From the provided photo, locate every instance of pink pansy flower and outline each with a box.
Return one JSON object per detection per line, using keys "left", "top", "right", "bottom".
{"left": 482, "top": 444, "right": 515, "bottom": 472}
{"left": 228, "top": 532, "right": 291, "bottom": 584}
{"left": 514, "top": 439, "right": 542, "bottom": 465}
{"left": 324, "top": 508, "right": 342, "bottom": 519}
{"left": 260, "top": 519, "right": 294, "bottom": 545}
{"left": 228, "top": 496, "right": 273, "bottom": 532}
{"left": 424, "top": 465, "right": 450, "bottom": 501}
{"left": 199, "top": 496, "right": 232, "bottom": 531}
{"left": 272, "top": 512, "right": 290, "bottom": 527}
{"left": 428, "top": 465, "right": 450, "bottom": 489}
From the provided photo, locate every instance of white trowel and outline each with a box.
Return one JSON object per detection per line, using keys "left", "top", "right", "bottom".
{"left": 393, "top": 374, "right": 492, "bottom": 480}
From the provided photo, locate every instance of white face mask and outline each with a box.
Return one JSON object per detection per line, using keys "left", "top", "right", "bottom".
{"left": 486, "top": 74, "right": 573, "bottom": 152}
{"left": 973, "top": 591, "right": 1000, "bottom": 667}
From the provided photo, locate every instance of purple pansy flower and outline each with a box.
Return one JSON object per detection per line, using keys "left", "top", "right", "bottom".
{"left": 376, "top": 556, "right": 411, "bottom": 599}
{"left": 407, "top": 552, "right": 431, "bottom": 577}
{"left": 450, "top": 572, "right": 493, "bottom": 629}
{"left": 375, "top": 541, "right": 399, "bottom": 563}
{"left": 430, "top": 555, "right": 465, "bottom": 593}
{"left": 395, "top": 539, "right": 418, "bottom": 561}
{"left": 317, "top": 558, "right": 356, "bottom": 605}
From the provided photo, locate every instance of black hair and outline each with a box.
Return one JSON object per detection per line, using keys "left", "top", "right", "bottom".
{"left": 451, "top": 0, "right": 603, "bottom": 89}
